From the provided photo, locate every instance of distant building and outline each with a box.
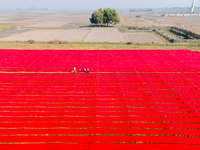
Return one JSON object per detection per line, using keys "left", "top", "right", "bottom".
{"left": 162, "top": 13, "right": 200, "bottom": 17}
{"left": 130, "top": 9, "right": 152, "bottom": 12}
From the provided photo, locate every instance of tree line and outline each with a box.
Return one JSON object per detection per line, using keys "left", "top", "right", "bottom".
{"left": 90, "top": 8, "right": 120, "bottom": 26}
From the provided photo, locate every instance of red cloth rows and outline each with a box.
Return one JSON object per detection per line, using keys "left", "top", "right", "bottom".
{"left": 0, "top": 49, "right": 200, "bottom": 72}
{"left": 0, "top": 50, "right": 200, "bottom": 149}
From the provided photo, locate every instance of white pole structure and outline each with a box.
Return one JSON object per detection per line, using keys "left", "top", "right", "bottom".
{"left": 191, "top": 0, "right": 195, "bottom": 13}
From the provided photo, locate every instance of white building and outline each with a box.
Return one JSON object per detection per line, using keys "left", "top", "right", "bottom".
{"left": 162, "top": 13, "right": 200, "bottom": 17}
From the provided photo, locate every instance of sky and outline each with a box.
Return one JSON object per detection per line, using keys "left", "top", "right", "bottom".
{"left": 0, "top": 0, "right": 200, "bottom": 11}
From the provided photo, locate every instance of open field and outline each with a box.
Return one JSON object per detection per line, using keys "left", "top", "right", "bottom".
{"left": 23, "top": 13, "right": 91, "bottom": 28}
{"left": 0, "top": 13, "right": 91, "bottom": 27}
{"left": 0, "top": 12, "right": 200, "bottom": 29}
{"left": 119, "top": 12, "right": 174, "bottom": 27}
{"left": 24, "top": 21, "right": 71, "bottom": 28}
{"left": 0, "top": 50, "right": 200, "bottom": 150}
{"left": 148, "top": 18, "right": 175, "bottom": 26}
{"left": 120, "top": 19, "right": 165, "bottom": 27}
{"left": 170, "top": 17, "right": 200, "bottom": 26}
{"left": 166, "top": 17, "right": 200, "bottom": 33}
{"left": 0, "top": 29, "right": 90, "bottom": 41}
{"left": 124, "top": 33, "right": 164, "bottom": 43}
{"left": 84, "top": 28, "right": 126, "bottom": 42}
{"left": 0, "top": 12, "right": 200, "bottom": 43}
{"left": 120, "top": 13, "right": 200, "bottom": 34}
{"left": 0, "top": 28, "right": 30, "bottom": 38}
{"left": 0, "top": 17, "right": 12, "bottom": 20}
{"left": 0, "top": 19, "right": 33, "bottom": 24}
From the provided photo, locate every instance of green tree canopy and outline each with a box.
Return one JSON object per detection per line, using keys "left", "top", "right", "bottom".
{"left": 90, "top": 8, "right": 120, "bottom": 26}
{"left": 89, "top": 10, "right": 103, "bottom": 25}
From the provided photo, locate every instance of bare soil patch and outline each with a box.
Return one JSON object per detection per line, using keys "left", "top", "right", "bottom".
{"left": 23, "top": 14, "right": 91, "bottom": 28}
{"left": 25, "top": 21, "right": 70, "bottom": 28}
{"left": 124, "top": 33, "right": 164, "bottom": 43}
{"left": 148, "top": 18, "right": 175, "bottom": 26}
{"left": 84, "top": 28, "right": 126, "bottom": 42}
{"left": 0, "top": 29, "right": 90, "bottom": 42}
{"left": 0, "top": 28, "right": 30, "bottom": 38}
{"left": 170, "top": 17, "right": 200, "bottom": 26}
{"left": 0, "top": 13, "right": 91, "bottom": 28}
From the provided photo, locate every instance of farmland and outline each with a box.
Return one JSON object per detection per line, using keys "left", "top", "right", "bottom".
{"left": 0, "top": 10, "right": 200, "bottom": 150}
{"left": 0, "top": 28, "right": 30, "bottom": 38}
{"left": 0, "top": 13, "right": 91, "bottom": 27}
{"left": 119, "top": 12, "right": 174, "bottom": 27}
{"left": 0, "top": 27, "right": 165, "bottom": 43}
{"left": 0, "top": 50, "right": 200, "bottom": 150}
{"left": 170, "top": 17, "right": 200, "bottom": 26}
{"left": 0, "top": 12, "right": 200, "bottom": 44}
{"left": 0, "top": 29, "right": 90, "bottom": 41}
{"left": 84, "top": 28, "right": 126, "bottom": 42}
{"left": 24, "top": 21, "right": 71, "bottom": 28}
{"left": 124, "top": 33, "right": 164, "bottom": 43}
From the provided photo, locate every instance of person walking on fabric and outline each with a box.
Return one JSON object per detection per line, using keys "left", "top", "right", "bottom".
{"left": 84, "top": 68, "right": 86, "bottom": 73}
{"left": 87, "top": 68, "right": 89, "bottom": 73}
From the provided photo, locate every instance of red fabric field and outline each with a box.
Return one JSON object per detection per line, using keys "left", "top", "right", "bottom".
{"left": 0, "top": 49, "right": 200, "bottom": 72}
{"left": 0, "top": 49, "right": 200, "bottom": 150}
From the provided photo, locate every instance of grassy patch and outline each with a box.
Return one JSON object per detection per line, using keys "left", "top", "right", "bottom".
{"left": 0, "top": 24, "right": 17, "bottom": 31}
{"left": 0, "top": 42, "right": 199, "bottom": 51}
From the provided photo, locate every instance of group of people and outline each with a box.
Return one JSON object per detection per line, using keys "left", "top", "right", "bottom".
{"left": 73, "top": 66, "right": 89, "bottom": 73}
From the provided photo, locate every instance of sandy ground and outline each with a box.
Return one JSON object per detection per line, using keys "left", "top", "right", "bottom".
{"left": 119, "top": 12, "right": 173, "bottom": 27}
{"left": 120, "top": 18, "right": 174, "bottom": 27}
{"left": 25, "top": 21, "right": 71, "bottom": 28}
{"left": 24, "top": 14, "right": 91, "bottom": 28}
{"left": 0, "top": 28, "right": 30, "bottom": 38}
{"left": 124, "top": 33, "right": 164, "bottom": 43}
{"left": 84, "top": 28, "right": 126, "bottom": 42}
{"left": 170, "top": 17, "right": 200, "bottom": 26}
{"left": 0, "top": 13, "right": 91, "bottom": 27}
{"left": 0, "top": 29, "right": 90, "bottom": 41}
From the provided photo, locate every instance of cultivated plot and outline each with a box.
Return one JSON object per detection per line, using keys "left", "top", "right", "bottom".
{"left": 0, "top": 29, "right": 90, "bottom": 41}
{"left": 148, "top": 18, "right": 175, "bottom": 26}
{"left": 25, "top": 21, "right": 70, "bottom": 28}
{"left": 170, "top": 17, "right": 200, "bottom": 26}
{"left": 23, "top": 14, "right": 91, "bottom": 28}
{"left": 0, "top": 28, "right": 30, "bottom": 38}
{"left": 124, "top": 33, "right": 164, "bottom": 43}
{"left": 0, "top": 13, "right": 91, "bottom": 27}
{"left": 0, "top": 19, "right": 33, "bottom": 25}
{"left": 84, "top": 28, "right": 126, "bottom": 42}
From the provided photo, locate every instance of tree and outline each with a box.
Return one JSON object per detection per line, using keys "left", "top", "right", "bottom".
{"left": 98, "top": 8, "right": 103, "bottom": 14}
{"left": 90, "top": 8, "right": 120, "bottom": 26}
{"left": 103, "top": 8, "right": 113, "bottom": 26}
{"left": 89, "top": 10, "right": 103, "bottom": 26}
{"left": 103, "top": 8, "right": 120, "bottom": 26}
{"left": 111, "top": 9, "right": 120, "bottom": 25}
